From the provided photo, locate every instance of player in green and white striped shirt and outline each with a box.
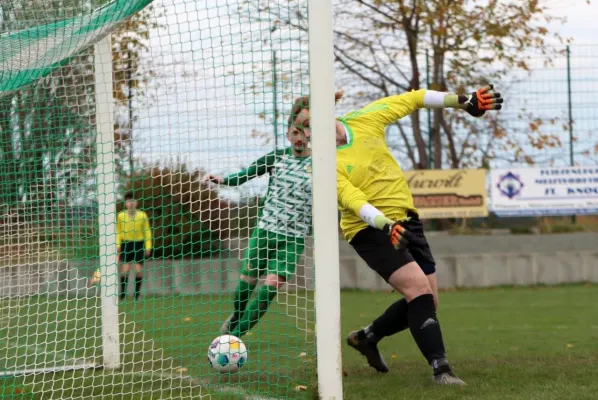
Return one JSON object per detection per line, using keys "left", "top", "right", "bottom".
{"left": 203, "top": 95, "right": 316, "bottom": 338}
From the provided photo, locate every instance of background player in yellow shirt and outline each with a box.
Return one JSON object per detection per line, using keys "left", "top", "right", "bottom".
{"left": 303, "top": 85, "right": 502, "bottom": 385}
{"left": 116, "top": 192, "right": 152, "bottom": 301}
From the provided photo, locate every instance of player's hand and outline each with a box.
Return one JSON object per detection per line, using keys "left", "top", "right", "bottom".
{"left": 459, "top": 84, "right": 503, "bottom": 117}
{"left": 382, "top": 221, "right": 414, "bottom": 249}
{"left": 202, "top": 174, "right": 223, "bottom": 185}
{"left": 145, "top": 250, "right": 152, "bottom": 258}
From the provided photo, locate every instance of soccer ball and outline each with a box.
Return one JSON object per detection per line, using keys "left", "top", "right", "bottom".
{"left": 207, "top": 335, "right": 248, "bottom": 373}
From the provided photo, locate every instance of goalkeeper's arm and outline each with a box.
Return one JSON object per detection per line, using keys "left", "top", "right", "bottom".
{"left": 361, "top": 85, "right": 504, "bottom": 127}
{"left": 338, "top": 174, "right": 412, "bottom": 248}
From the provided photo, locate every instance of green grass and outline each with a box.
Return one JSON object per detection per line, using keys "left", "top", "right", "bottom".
{"left": 341, "top": 285, "right": 598, "bottom": 400}
{"left": 2, "top": 285, "right": 598, "bottom": 399}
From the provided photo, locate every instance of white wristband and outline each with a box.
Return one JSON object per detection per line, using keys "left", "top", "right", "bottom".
{"left": 423, "top": 90, "right": 447, "bottom": 109}
{"left": 359, "top": 204, "right": 384, "bottom": 229}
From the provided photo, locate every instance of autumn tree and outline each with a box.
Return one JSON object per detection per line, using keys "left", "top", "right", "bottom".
{"left": 243, "top": 0, "right": 572, "bottom": 169}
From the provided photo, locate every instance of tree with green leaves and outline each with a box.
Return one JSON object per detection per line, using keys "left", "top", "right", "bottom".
{"left": 0, "top": 0, "right": 159, "bottom": 214}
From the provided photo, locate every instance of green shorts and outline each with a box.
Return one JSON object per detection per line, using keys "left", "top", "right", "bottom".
{"left": 242, "top": 228, "right": 306, "bottom": 281}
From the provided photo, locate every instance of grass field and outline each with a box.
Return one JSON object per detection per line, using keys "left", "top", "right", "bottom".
{"left": 2, "top": 285, "right": 598, "bottom": 399}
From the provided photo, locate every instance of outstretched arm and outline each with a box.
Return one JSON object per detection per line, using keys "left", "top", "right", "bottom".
{"left": 202, "top": 151, "right": 278, "bottom": 187}
{"left": 344, "top": 85, "right": 503, "bottom": 128}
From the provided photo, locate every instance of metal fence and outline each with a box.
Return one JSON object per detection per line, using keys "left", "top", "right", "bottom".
{"left": 471, "top": 45, "right": 597, "bottom": 168}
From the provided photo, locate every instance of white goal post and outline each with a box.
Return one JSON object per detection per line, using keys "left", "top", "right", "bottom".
{"left": 94, "top": 34, "right": 121, "bottom": 370}
{"left": 308, "top": 0, "right": 344, "bottom": 398}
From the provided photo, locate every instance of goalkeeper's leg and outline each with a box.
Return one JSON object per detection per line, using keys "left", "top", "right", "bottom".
{"left": 349, "top": 228, "right": 464, "bottom": 384}
{"left": 120, "top": 264, "right": 130, "bottom": 301}
{"left": 388, "top": 263, "right": 463, "bottom": 384}
{"left": 134, "top": 263, "right": 143, "bottom": 301}
{"left": 354, "top": 272, "right": 438, "bottom": 344}
{"left": 353, "top": 214, "right": 439, "bottom": 346}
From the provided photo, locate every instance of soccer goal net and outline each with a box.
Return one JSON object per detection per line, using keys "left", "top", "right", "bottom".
{"left": 0, "top": 0, "right": 340, "bottom": 399}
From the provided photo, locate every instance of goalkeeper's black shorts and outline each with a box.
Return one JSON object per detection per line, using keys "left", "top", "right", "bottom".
{"left": 120, "top": 241, "right": 146, "bottom": 264}
{"left": 350, "top": 211, "right": 436, "bottom": 282}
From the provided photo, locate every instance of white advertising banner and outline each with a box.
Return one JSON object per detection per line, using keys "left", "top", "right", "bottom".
{"left": 490, "top": 167, "right": 598, "bottom": 217}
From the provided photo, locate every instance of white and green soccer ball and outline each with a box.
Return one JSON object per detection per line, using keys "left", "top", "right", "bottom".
{"left": 207, "top": 335, "right": 248, "bottom": 373}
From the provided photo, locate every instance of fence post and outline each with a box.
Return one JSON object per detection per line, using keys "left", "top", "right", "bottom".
{"left": 566, "top": 45, "right": 576, "bottom": 224}
{"left": 567, "top": 45, "right": 574, "bottom": 167}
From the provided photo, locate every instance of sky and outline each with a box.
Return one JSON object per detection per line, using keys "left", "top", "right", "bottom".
{"left": 132, "top": 0, "right": 598, "bottom": 200}
{"left": 547, "top": 1, "right": 598, "bottom": 43}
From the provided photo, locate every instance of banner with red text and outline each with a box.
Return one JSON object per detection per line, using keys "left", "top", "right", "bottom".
{"left": 404, "top": 169, "right": 488, "bottom": 219}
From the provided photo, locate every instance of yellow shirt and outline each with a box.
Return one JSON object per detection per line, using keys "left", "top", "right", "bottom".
{"left": 116, "top": 210, "right": 153, "bottom": 250}
{"left": 336, "top": 89, "right": 425, "bottom": 241}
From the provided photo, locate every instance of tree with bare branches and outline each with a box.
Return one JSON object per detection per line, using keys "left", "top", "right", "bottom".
{"left": 242, "top": 0, "right": 572, "bottom": 169}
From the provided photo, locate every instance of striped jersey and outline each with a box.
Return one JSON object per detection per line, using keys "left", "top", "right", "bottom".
{"left": 222, "top": 148, "right": 312, "bottom": 238}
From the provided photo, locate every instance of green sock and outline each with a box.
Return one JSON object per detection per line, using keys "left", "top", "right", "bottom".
{"left": 233, "top": 280, "right": 257, "bottom": 319}
{"left": 231, "top": 285, "right": 278, "bottom": 337}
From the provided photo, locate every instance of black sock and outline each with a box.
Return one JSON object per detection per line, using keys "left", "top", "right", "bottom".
{"left": 134, "top": 275, "right": 143, "bottom": 300}
{"left": 120, "top": 275, "right": 128, "bottom": 299}
{"left": 367, "top": 298, "right": 409, "bottom": 342}
{"left": 407, "top": 294, "right": 450, "bottom": 374}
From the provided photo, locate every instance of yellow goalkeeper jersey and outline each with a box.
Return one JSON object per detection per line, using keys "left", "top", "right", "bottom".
{"left": 336, "top": 89, "right": 426, "bottom": 241}
{"left": 116, "top": 210, "right": 153, "bottom": 250}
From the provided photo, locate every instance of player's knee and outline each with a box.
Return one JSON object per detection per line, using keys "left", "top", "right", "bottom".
{"left": 405, "top": 281, "right": 432, "bottom": 302}
{"left": 265, "top": 274, "right": 286, "bottom": 289}
{"left": 388, "top": 262, "right": 432, "bottom": 302}
{"left": 240, "top": 274, "right": 258, "bottom": 286}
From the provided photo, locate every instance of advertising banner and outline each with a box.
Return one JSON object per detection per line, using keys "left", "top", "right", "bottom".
{"left": 404, "top": 169, "right": 488, "bottom": 219}
{"left": 490, "top": 167, "right": 598, "bottom": 216}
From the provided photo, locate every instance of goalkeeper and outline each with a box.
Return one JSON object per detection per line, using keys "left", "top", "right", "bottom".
{"left": 202, "top": 93, "right": 341, "bottom": 338}
{"left": 306, "top": 85, "right": 502, "bottom": 385}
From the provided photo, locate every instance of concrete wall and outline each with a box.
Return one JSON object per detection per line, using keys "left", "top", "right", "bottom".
{"left": 337, "top": 249, "right": 598, "bottom": 291}
{"left": 424, "top": 231, "right": 598, "bottom": 255}
{"left": 1, "top": 232, "right": 596, "bottom": 297}
{"left": 331, "top": 231, "right": 598, "bottom": 290}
